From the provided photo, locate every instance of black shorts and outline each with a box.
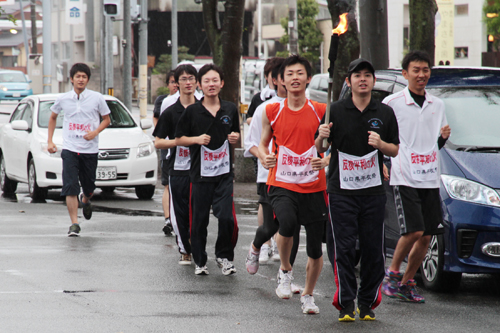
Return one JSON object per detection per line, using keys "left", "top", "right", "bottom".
{"left": 257, "top": 183, "right": 269, "bottom": 204}
{"left": 61, "top": 149, "right": 98, "bottom": 197}
{"left": 268, "top": 186, "right": 328, "bottom": 236}
{"left": 161, "top": 159, "right": 169, "bottom": 186}
{"left": 393, "top": 185, "right": 444, "bottom": 236}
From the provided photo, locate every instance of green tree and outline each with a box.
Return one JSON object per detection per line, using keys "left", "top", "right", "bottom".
{"left": 484, "top": 0, "right": 500, "bottom": 51}
{"left": 277, "top": 0, "right": 323, "bottom": 72}
{"left": 152, "top": 46, "right": 195, "bottom": 74}
{"left": 409, "top": 0, "right": 438, "bottom": 65}
{"left": 0, "top": 7, "right": 16, "bottom": 23}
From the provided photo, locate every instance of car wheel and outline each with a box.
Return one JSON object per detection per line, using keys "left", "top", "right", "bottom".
{"left": 135, "top": 185, "right": 155, "bottom": 200}
{"left": 0, "top": 154, "right": 17, "bottom": 194}
{"left": 101, "top": 186, "right": 116, "bottom": 193}
{"left": 420, "top": 234, "right": 462, "bottom": 292}
{"left": 28, "top": 159, "right": 48, "bottom": 200}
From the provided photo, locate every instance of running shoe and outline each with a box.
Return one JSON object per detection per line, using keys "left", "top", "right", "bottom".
{"left": 259, "top": 244, "right": 272, "bottom": 264}
{"left": 382, "top": 269, "right": 403, "bottom": 298}
{"left": 162, "top": 217, "right": 173, "bottom": 236}
{"left": 179, "top": 253, "right": 191, "bottom": 266}
{"left": 79, "top": 193, "right": 92, "bottom": 220}
{"left": 245, "top": 243, "right": 260, "bottom": 275}
{"left": 68, "top": 224, "right": 81, "bottom": 237}
{"left": 291, "top": 283, "right": 301, "bottom": 294}
{"left": 357, "top": 303, "right": 375, "bottom": 321}
{"left": 338, "top": 302, "right": 355, "bottom": 322}
{"left": 194, "top": 265, "right": 209, "bottom": 275}
{"left": 271, "top": 238, "right": 280, "bottom": 261}
{"left": 395, "top": 279, "right": 425, "bottom": 303}
{"left": 216, "top": 258, "right": 237, "bottom": 276}
{"left": 276, "top": 269, "right": 293, "bottom": 299}
{"left": 300, "top": 294, "right": 320, "bottom": 314}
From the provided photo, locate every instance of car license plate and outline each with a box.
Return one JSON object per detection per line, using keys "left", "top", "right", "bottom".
{"left": 96, "top": 166, "right": 117, "bottom": 180}
{"left": 12, "top": 93, "right": 20, "bottom": 97}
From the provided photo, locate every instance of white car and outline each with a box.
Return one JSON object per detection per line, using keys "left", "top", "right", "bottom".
{"left": 0, "top": 94, "right": 158, "bottom": 200}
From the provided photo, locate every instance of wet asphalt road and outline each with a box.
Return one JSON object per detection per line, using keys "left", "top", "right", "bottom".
{"left": 1, "top": 182, "right": 500, "bottom": 333}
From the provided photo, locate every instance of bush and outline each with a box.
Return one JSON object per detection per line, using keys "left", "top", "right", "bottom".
{"left": 157, "top": 86, "right": 170, "bottom": 96}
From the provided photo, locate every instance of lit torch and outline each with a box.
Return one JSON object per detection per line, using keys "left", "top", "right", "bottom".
{"left": 323, "top": 13, "right": 348, "bottom": 148}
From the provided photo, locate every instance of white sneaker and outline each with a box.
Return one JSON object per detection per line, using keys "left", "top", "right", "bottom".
{"left": 194, "top": 265, "right": 209, "bottom": 275}
{"left": 271, "top": 238, "right": 280, "bottom": 261}
{"left": 259, "top": 244, "right": 272, "bottom": 264}
{"left": 301, "top": 294, "right": 320, "bottom": 314}
{"left": 291, "top": 283, "right": 301, "bottom": 294}
{"left": 245, "top": 243, "right": 260, "bottom": 275}
{"left": 216, "top": 258, "right": 237, "bottom": 276}
{"left": 276, "top": 269, "right": 293, "bottom": 299}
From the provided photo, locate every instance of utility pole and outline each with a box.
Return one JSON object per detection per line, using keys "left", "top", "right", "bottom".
{"left": 172, "top": 0, "right": 178, "bottom": 68}
{"left": 288, "top": 0, "right": 298, "bottom": 54}
{"left": 138, "top": 0, "right": 148, "bottom": 120}
{"left": 42, "top": 0, "right": 51, "bottom": 93}
{"left": 123, "top": 0, "right": 132, "bottom": 110}
{"left": 19, "top": 0, "right": 30, "bottom": 75}
{"left": 107, "top": 16, "right": 114, "bottom": 96}
{"left": 30, "top": 0, "right": 37, "bottom": 54}
{"left": 257, "top": 0, "right": 262, "bottom": 58}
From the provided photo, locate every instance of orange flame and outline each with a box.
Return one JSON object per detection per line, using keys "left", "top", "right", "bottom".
{"left": 332, "top": 13, "right": 348, "bottom": 35}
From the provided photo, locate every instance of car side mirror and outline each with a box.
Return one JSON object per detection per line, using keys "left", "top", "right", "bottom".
{"left": 11, "top": 120, "right": 29, "bottom": 131}
{"left": 140, "top": 118, "right": 153, "bottom": 130}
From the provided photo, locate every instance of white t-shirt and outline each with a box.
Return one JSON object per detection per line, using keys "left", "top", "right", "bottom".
{"left": 160, "top": 90, "right": 203, "bottom": 114}
{"left": 51, "top": 89, "right": 111, "bottom": 154}
{"left": 383, "top": 87, "right": 447, "bottom": 188}
{"left": 244, "top": 95, "right": 285, "bottom": 184}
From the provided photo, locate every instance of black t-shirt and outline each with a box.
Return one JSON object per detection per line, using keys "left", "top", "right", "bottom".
{"left": 153, "top": 94, "right": 169, "bottom": 119}
{"left": 409, "top": 89, "right": 426, "bottom": 108}
{"left": 247, "top": 92, "right": 266, "bottom": 118}
{"left": 323, "top": 95, "right": 400, "bottom": 195}
{"left": 153, "top": 98, "right": 197, "bottom": 176}
{"left": 175, "top": 98, "right": 240, "bottom": 183}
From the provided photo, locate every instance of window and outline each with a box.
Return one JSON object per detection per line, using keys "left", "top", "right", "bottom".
{"left": 455, "top": 4, "right": 468, "bottom": 16}
{"left": 21, "top": 103, "right": 33, "bottom": 130}
{"left": 455, "top": 47, "right": 468, "bottom": 59}
{"left": 10, "top": 104, "right": 27, "bottom": 122}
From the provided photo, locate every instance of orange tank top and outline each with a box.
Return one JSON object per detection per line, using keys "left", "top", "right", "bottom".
{"left": 266, "top": 99, "right": 327, "bottom": 193}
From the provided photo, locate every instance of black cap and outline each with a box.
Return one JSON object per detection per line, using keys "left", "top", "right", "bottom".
{"left": 347, "top": 58, "right": 375, "bottom": 75}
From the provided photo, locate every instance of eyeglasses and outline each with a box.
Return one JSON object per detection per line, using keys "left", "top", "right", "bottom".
{"left": 169, "top": 80, "right": 177, "bottom": 85}
{"left": 179, "top": 77, "right": 196, "bottom": 83}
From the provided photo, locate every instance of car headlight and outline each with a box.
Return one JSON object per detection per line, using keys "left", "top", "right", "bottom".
{"left": 0, "top": 85, "right": 7, "bottom": 91}
{"left": 40, "top": 142, "right": 62, "bottom": 158}
{"left": 441, "top": 175, "right": 500, "bottom": 207}
{"left": 137, "top": 142, "right": 154, "bottom": 158}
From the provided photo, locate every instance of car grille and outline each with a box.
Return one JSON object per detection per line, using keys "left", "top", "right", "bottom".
{"left": 98, "top": 148, "right": 130, "bottom": 160}
{"left": 457, "top": 229, "right": 478, "bottom": 259}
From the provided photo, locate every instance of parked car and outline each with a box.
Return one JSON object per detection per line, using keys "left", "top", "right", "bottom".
{"left": 0, "top": 94, "right": 157, "bottom": 200}
{"left": 0, "top": 69, "right": 33, "bottom": 101}
{"left": 307, "top": 73, "right": 328, "bottom": 103}
{"left": 340, "top": 67, "right": 500, "bottom": 292}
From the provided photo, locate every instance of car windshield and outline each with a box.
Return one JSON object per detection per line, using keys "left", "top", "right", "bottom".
{"left": 38, "top": 100, "right": 136, "bottom": 128}
{"left": 427, "top": 87, "right": 500, "bottom": 147}
{"left": 0, "top": 72, "right": 27, "bottom": 83}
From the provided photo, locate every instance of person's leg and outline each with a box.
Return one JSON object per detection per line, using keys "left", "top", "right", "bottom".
{"left": 162, "top": 185, "right": 170, "bottom": 219}
{"left": 61, "top": 150, "right": 83, "bottom": 233}
{"left": 170, "top": 175, "right": 191, "bottom": 256}
{"left": 190, "top": 182, "right": 214, "bottom": 268}
{"left": 402, "top": 235, "right": 431, "bottom": 284}
{"left": 357, "top": 195, "right": 386, "bottom": 311}
{"left": 302, "top": 221, "right": 324, "bottom": 296}
{"left": 389, "top": 231, "right": 424, "bottom": 271}
{"left": 66, "top": 195, "right": 79, "bottom": 224}
{"left": 160, "top": 160, "right": 172, "bottom": 235}
{"left": 212, "top": 175, "right": 238, "bottom": 261}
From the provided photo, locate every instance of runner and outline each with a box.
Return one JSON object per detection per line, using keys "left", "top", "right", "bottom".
{"left": 153, "top": 70, "right": 178, "bottom": 127}
{"left": 246, "top": 58, "right": 277, "bottom": 125}
{"left": 316, "top": 58, "right": 399, "bottom": 321}
{"left": 244, "top": 58, "right": 301, "bottom": 294}
{"left": 259, "top": 55, "right": 327, "bottom": 314}
{"left": 175, "top": 64, "right": 240, "bottom": 276}
{"left": 47, "top": 63, "right": 111, "bottom": 237}
{"left": 153, "top": 64, "right": 198, "bottom": 264}
{"left": 381, "top": 50, "right": 450, "bottom": 303}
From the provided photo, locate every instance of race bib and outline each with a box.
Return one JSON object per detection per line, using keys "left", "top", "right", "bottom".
{"left": 275, "top": 145, "right": 318, "bottom": 184}
{"left": 200, "top": 140, "right": 230, "bottom": 177}
{"left": 409, "top": 145, "right": 439, "bottom": 181}
{"left": 338, "top": 150, "right": 381, "bottom": 190}
{"left": 174, "top": 146, "right": 191, "bottom": 171}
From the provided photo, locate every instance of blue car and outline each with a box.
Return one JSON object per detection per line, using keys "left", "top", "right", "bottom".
{"left": 0, "top": 69, "right": 33, "bottom": 101}
{"left": 340, "top": 67, "right": 500, "bottom": 292}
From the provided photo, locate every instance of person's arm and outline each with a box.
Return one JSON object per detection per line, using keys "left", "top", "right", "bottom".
{"left": 310, "top": 153, "right": 331, "bottom": 171}
{"left": 367, "top": 131, "right": 399, "bottom": 157}
{"left": 315, "top": 123, "right": 332, "bottom": 154}
{"left": 47, "top": 112, "right": 58, "bottom": 153}
{"left": 154, "top": 137, "right": 177, "bottom": 150}
{"left": 84, "top": 114, "right": 110, "bottom": 141}
{"left": 175, "top": 135, "right": 210, "bottom": 147}
{"left": 258, "top": 110, "right": 276, "bottom": 169}
{"left": 228, "top": 106, "right": 240, "bottom": 146}
{"left": 438, "top": 124, "right": 450, "bottom": 149}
